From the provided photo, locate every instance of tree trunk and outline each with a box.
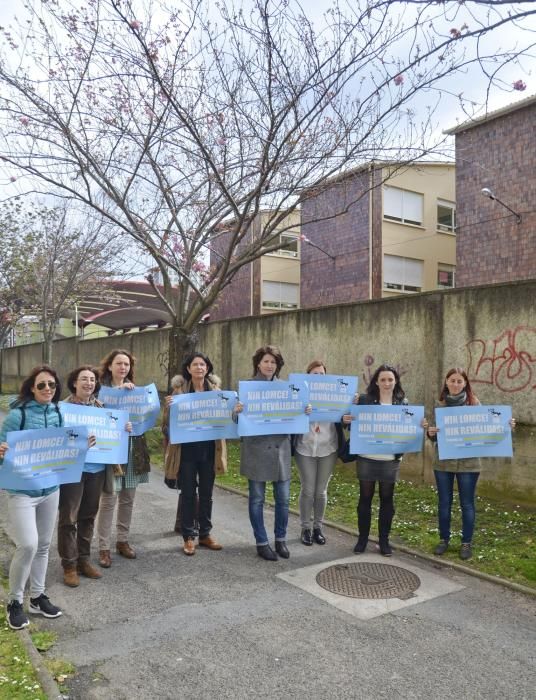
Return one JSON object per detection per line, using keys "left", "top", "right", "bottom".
{"left": 167, "top": 324, "right": 200, "bottom": 387}
{"left": 43, "top": 335, "right": 54, "bottom": 365}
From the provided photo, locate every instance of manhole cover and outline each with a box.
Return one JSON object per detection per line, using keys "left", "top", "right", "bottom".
{"left": 316, "top": 562, "right": 421, "bottom": 600}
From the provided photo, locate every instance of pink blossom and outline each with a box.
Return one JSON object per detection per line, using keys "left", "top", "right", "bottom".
{"left": 299, "top": 234, "right": 309, "bottom": 242}
{"left": 130, "top": 20, "right": 141, "bottom": 30}
{"left": 513, "top": 79, "right": 527, "bottom": 92}
{"left": 20, "top": 116, "right": 29, "bottom": 126}
{"left": 217, "top": 137, "right": 226, "bottom": 145}
{"left": 450, "top": 28, "right": 462, "bottom": 39}
{"left": 10, "top": 176, "right": 16, "bottom": 182}
{"left": 394, "top": 74, "right": 404, "bottom": 86}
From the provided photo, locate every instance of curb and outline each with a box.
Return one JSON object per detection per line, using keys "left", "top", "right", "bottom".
{"left": 0, "top": 586, "right": 63, "bottom": 700}
{"left": 19, "top": 628, "right": 64, "bottom": 700}
{"left": 215, "top": 482, "right": 536, "bottom": 599}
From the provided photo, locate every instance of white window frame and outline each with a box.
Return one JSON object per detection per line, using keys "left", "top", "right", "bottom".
{"left": 261, "top": 281, "right": 299, "bottom": 310}
{"left": 266, "top": 233, "right": 300, "bottom": 258}
{"left": 383, "top": 255, "right": 423, "bottom": 293}
{"left": 437, "top": 200, "right": 456, "bottom": 234}
{"left": 383, "top": 186, "right": 424, "bottom": 226}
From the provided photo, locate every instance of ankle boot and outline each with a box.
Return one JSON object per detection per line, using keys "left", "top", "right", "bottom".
{"left": 353, "top": 536, "right": 368, "bottom": 554}
{"left": 63, "top": 565, "right": 80, "bottom": 588}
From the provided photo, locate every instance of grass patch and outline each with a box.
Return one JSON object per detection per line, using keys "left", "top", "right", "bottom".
{"left": 211, "top": 442, "right": 536, "bottom": 589}
{"left": 30, "top": 630, "right": 57, "bottom": 653}
{"left": 0, "top": 606, "right": 47, "bottom": 699}
{"left": 0, "top": 395, "right": 16, "bottom": 411}
{"left": 44, "top": 658, "right": 75, "bottom": 687}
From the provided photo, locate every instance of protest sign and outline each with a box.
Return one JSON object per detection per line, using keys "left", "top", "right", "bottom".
{"left": 98, "top": 383, "right": 160, "bottom": 436}
{"left": 288, "top": 373, "right": 357, "bottom": 422}
{"left": 169, "top": 391, "right": 238, "bottom": 443}
{"left": 0, "top": 426, "right": 89, "bottom": 490}
{"left": 349, "top": 404, "right": 425, "bottom": 454}
{"left": 60, "top": 402, "right": 129, "bottom": 463}
{"left": 435, "top": 405, "right": 513, "bottom": 459}
{"left": 237, "top": 380, "right": 309, "bottom": 437}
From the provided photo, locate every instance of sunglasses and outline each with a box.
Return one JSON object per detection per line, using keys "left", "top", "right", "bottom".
{"left": 35, "top": 381, "right": 57, "bottom": 390}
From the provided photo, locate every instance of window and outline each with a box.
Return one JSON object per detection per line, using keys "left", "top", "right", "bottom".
{"left": 262, "top": 281, "right": 299, "bottom": 309}
{"left": 383, "top": 186, "right": 423, "bottom": 226}
{"left": 437, "top": 200, "right": 456, "bottom": 233}
{"left": 267, "top": 233, "right": 300, "bottom": 258}
{"left": 383, "top": 255, "right": 423, "bottom": 293}
{"left": 437, "top": 264, "right": 456, "bottom": 289}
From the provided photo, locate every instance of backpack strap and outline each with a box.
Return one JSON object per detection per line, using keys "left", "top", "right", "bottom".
{"left": 18, "top": 406, "right": 26, "bottom": 431}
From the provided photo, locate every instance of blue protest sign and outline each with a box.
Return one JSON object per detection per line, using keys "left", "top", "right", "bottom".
{"left": 435, "top": 405, "right": 513, "bottom": 459}
{"left": 237, "top": 380, "right": 309, "bottom": 437}
{"left": 98, "top": 383, "right": 160, "bottom": 436}
{"left": 349, "top": 404, "right": 425, "bottom": 454}
{"left": 288, "top": 373, "right": 358, "bottom": 422}
{"left": 60, "top": 402, "right": 130, "bottom": 464}
{"left": 0, "top": 426, "right": 89, "bottom": 490}
{"left": 169, "top": 391, "right": 238, "bottom": 443}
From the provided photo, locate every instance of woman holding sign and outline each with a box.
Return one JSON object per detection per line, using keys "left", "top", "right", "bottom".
{"left": 346, "top": 364, "right": 423, "bottom": 557}
{"left": 294, "top": 360, "right": 343, "bottom": 546}
{"left": 58, "top": 365, "right": 132, "bottom": 586}
{"left": 426, "top": 368, "right": 515, "bottom": 561}
{"left": 235, "top": 345, "right": 310, "bottom": 561}
{"left": 0, "top": 366, "right": 66, "bottom": 630}
{"left": 96, "top": 349, "right": 150, "bottom": 568}
{"left": 164, "top": 353, "right": 227, "bottom": 556}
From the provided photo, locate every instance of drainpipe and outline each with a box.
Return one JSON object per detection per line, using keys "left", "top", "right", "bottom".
{"left": 368, "top": 164, "right": 374, "bottom": 299}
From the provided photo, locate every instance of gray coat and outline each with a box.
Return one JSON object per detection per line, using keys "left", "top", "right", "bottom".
{"left": 239, "top": 376, "right": 292, "bottom": 482}
{"left": 240, "top": 433, "right": 292, "bottom": 482}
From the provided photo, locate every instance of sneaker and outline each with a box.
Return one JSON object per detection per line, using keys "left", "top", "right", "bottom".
{"left": 460, "top": 543, "right": 473, "bottom": 561}
{"left": 434, "top": 539, "right": 449, "bottom": 556}
{"left": 29, "top": 594, "right": 62, "bottom": 619}
{"left": 7, "top": 600, "right": 29, "bottom": 630}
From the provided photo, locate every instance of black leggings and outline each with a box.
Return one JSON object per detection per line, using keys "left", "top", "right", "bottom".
{"left": 357, "top": 480, "right": 395, "bottom": 541}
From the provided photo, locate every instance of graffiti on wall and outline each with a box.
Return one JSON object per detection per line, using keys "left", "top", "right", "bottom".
{"left": 466, "top": 326, "right": 536, "bottom": 393}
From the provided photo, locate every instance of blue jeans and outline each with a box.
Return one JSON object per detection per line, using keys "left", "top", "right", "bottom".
{"left": 434, "top": 470, "right": 480, "bottom": 543}
{"left": 248, "top": 479, "right": 290, "bottom": 545}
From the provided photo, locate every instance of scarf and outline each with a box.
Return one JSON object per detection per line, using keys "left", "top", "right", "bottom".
{"left": 445, "top": 391, "right": 467, "bottom": 407}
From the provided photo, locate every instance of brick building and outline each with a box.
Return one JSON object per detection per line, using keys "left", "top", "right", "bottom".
{"left": 300, "top": 161, "right": 456, "bottom": 306}
{"left": 445, "top": 95, "right": 536, "bottom": 287}
{"left": 209, "top": 210, "right": 301, "bottom": 321}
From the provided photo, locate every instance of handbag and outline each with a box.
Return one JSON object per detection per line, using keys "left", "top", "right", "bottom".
{"left": 338, "top": 438, "right": 356, "bottom": 463}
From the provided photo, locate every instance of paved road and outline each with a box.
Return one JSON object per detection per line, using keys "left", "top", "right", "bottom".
{"left": 0, "top": 467, "right": 535, "bottom": 700}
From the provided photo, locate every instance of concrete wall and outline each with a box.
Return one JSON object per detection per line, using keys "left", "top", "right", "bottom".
{"left": 2, "top": 279, "right": 535, "bottom": 502}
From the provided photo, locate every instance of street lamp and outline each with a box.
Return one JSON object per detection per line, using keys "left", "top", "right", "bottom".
{"left": 481, "top": 188, "right": 522, "bottom": 224}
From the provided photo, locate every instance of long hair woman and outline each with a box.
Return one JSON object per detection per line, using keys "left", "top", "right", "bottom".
{"left": 348, "top": 364, "right": 425, "bottom": 557}
{"left": 0, "top": 366, "right": 65, "bottom": 629}
{"left": 95, "top": 349, "right": 150, "bottom": 568}
{"left": 163, "top": 352, "right": 227, "bottom": 556}
{"left": 426, "top": 367, "right": 514, "bottom": 560}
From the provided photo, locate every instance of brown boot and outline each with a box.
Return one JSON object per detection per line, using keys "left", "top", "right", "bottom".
{"left": 77, "top": 559, "right": 103, "bottom": 579}
{"left": 99, "top": 550, "right": 112, "bottom": 568}
{"left": 63, "top": 565, "right": 80, "bottom": 588}
{"left": 116, "top": 541, "right": 136, "bottom": 559}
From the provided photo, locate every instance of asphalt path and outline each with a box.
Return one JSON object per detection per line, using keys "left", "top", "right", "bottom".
{"left": 0, "top": 464, "right": 535, "bottom": 700}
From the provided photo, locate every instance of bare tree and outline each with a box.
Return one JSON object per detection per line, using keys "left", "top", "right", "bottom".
{"left": 1, "top": 200, "right": 119, "bottom": 363}
{"left": 0, "top": 0, "right": 534, "bottom": 377}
